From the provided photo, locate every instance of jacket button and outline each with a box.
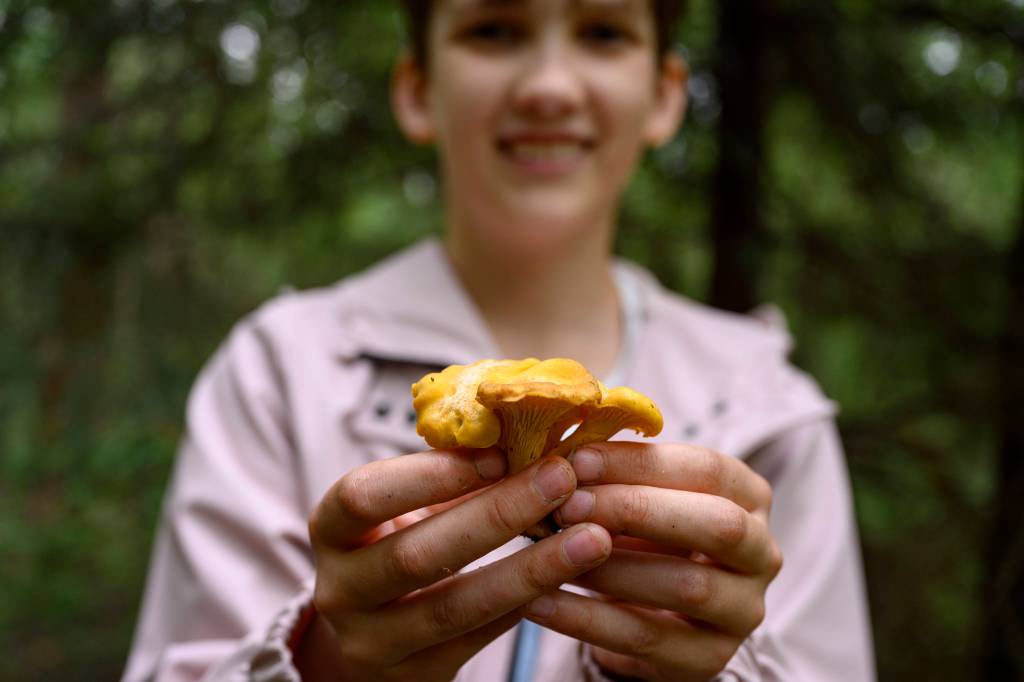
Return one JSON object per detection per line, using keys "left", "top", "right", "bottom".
{"left": 683, "top": 424, "right": 700, "bottom": 439}
{"left": 711, "top": 400, "right": 728, "bottom": 417}
{"left": 406, "top": 409, "right": 417, "bottom": 426}
{"left": 374, "top": 402, "right": 391, "bottom": 419}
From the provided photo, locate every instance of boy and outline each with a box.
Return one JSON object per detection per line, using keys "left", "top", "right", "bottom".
{"left": 124, "top": 1, "right": 874, "bottom": 680}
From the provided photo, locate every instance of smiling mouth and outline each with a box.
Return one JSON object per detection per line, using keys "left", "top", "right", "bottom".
{"left": 497, "top": 139, "right": 595, "bottom": 169}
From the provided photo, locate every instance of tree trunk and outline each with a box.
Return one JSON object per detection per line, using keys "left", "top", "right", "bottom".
{"left": 708, "top": 0, "right": 768, "bottom": 313}
{"left": 983, "top": 147, "right": 1024, "bottom": 678}
{"left": 38, "top": 50, "right": 112, "bottom": 443}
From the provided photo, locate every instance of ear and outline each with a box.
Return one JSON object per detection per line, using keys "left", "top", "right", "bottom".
{"left": 391, "top": 51, "right": 436, "bottom": 144}
{"left": 643, "top": 52, "right": 689, "bottom": 148}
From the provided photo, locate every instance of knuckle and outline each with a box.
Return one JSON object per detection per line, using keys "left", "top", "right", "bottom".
{"left": 677, "top": 567, "right": 714, "bottom": 612}
{"left": 335, "top": 471, "right": 379, "bottom": 524}
{"left": 620, "top": 487, "right": 655, "bottom": 532}
{"left": 517, "top": 554, "right": 556, "bottom": 594}
{"left": 769, "top": 542, "right": 784, "bottom": 577}
{"left": 624, "top": 621, "right": 660, "bottom": 658}
{"left": 630, "top": 446, "right": 660, "bottom": 480}
{"left": 693, "top": 447, "right": 726, "bottom": 492}
{"left": 486, "top": 491, "right": 527, "bottom": 535}
{"left": 336, "top": 635, "right": 378, "bottom": 668}
{"left": 312, "top": 581, "right": 343, "bottom": 618}
{"left": 711, "top": 502, "right": 748, "bottom": 550}
{"left": 430, "top": 591, "right": 476, "bottom": 636}
{"left": 307, "top": 505, "right": 328, "bottom": 544}
{"left": 748, "top": 599, "right": 767, "bottom": 631}
{"left": 388, "top": 536, "right": 435, "bottom": 584}
{"left": 572, "top": 600, "right": 599, "bottom": 640}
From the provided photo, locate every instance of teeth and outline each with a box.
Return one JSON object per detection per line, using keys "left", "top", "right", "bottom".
{"left": 506, "top": 142, "right": 584, "bottom": 162}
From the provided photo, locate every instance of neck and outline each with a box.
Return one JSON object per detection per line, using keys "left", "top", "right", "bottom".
{"left": 444, "top": 227, "right": 622, "bottom": 378}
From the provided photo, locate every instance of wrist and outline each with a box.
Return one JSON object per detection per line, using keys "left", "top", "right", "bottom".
{"left": 292, "top": 610, "right": 347, "bottom": 682}
{"left": 287, "top": 600, "right": 319, "bottom": 654}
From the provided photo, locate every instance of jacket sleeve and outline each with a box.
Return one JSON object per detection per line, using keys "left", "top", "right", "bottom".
{"left": 718, "top": 418, "right": 876, "bottom": 681}
{"left": 122, "top": 317, "right": 315, "bottom": 682}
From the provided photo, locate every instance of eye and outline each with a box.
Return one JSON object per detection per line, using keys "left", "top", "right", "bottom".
{"left": 463, "top": 19, "right": 526, "bottom": 46}
{"left": 578, "top": 21, "right": 633, "bottom": 46}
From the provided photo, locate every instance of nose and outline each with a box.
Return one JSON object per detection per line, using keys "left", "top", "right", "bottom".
{"left": 510, "top": 36, "right": 585, "bottom": 118}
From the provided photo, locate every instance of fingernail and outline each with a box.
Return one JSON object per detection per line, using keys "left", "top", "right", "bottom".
{"left": 555, "top": 490, "right": 594, "bottom": 526}
{"left": 474, "top": 449, "right": 507, "bottom": 480}
{"left": 527, "top": 595, "right": 556, "bottom": 618}
{"left": 564, "top": 527, "right": 606, "bottom": 566}
{"left": 533, "top": 460, "right": 574, "bottom": 502}
{"left": 568, "top": 449, "right": 602, "bottom": 484}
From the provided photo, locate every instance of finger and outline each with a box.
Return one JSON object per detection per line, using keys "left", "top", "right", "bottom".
{"left": 588, "top": 647, "right": 662, "bottom": 681}
{"left": 327, "top": 456, "right": 578, "bottom": 608}
{"left": 389, "top": 611, "right": 523, "bottom": 681}
{"left": 555, "top": 485, "right": 776, "bottom": 574}
{"left": 309, "top": 448, "right": 507, "bottom": 548}
{"left": 422, "top": 486, "right": 491, "bottom": 517}
{"left": 359, "top": 524, "right": 612, "bottom": 662}
{"left": 525, "top": 589, "right": 739, "bottom": 681}
{"left": 572, "top": 548, "right": 767, "bottom": 636}
{"left": 609, "top": 536, "right": 693, "bottom": 558}
{"left": 363, "top": 486, "right": 496, "bottom": 545}
{"left": 568, "top": 443, "right": 772, "bottom": 513}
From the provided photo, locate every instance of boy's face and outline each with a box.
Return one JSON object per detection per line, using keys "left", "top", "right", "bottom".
{"left": 393, "top": 0, "right": 687, "bottom": 255}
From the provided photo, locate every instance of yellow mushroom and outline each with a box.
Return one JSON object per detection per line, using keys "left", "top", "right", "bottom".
{"left": 547, "top": 383, "right": 664, "bottom": 459}
{"left": 411, "top": 359, "right": 661, "bottom": 541}
{"left": 411, "top": 359, "right": 532, "bottom": 450}
{"left": 543, "top": 405, "right": 588, "bottom": 456}
{"left": 475, "top": 358, "right": 602, "bottom": 474}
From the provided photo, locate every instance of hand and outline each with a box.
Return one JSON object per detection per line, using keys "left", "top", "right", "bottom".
{"left": 525, "top": 443, "right": 782, "bottom": 682}
{"left": 302, "top": 449, "right": 613, "bottom": 682}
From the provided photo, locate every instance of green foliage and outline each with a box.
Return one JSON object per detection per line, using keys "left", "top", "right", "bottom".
{"left": 0, "top": 0, "right": 1019, "bottom": 679}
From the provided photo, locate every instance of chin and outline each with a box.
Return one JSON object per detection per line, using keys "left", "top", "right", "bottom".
{"left": 453, "top": 187, "right": 615, "bottom": 260}
{"left": 486, "top": 215, "right": 599, "bottom": 261}
{"left": 511, "top": 189, "right": 605, "bottom": 229}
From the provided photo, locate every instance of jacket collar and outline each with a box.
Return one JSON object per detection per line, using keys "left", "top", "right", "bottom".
{"left": 331, "top": 239, "right": 664, "bottom": 369}
{"left": 328, "top": 238, "right": 835, "bottom": 458}
{"left": 332, "top": 239, "right": 502, "bottom": 367}
{"left": 329, "top": 237, "right": 802, "bottom": 378}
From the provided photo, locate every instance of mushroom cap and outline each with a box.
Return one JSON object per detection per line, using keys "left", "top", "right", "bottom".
{"left": 476, "top": 358, "right": 600, "bottom": 399}
{"left": 411, "top": 358, "right": 534, "bottom": 449}
{"left": 597, "top": 384, "right": 664, "bottom": 436}
{"left": 476, "top": 358, "right": 602, "bottom": 473}
{"left": 547, "top": 383, "right": 664, "bottom": 458}
{"left": 475, "top": 358, "right": 601, "bottom": 412}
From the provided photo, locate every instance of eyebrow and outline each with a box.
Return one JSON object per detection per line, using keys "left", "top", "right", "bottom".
{"left": 450, "top": 0, "right": 524, "bottom": 7}
{"left": 451, "top": 0, "right": 642, "bottom": 8}
{"left": 572, "top": 0, "right": 642, "bottom": 8}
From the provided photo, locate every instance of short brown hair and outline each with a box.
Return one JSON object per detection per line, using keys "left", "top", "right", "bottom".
{"left": 398, "top": 0, "right": 685, "bottom": 67}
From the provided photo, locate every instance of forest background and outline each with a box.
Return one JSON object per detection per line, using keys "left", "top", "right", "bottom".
{"left": 1, "top": 0, "right": 1022, "bottom": 680}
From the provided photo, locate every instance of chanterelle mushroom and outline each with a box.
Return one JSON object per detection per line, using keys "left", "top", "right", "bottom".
{"left": 411, "top": 359, "right": 529, "bottom": 451}
{"left": 411, "top": 358, "right": 661, "bottom": 540}
{"left": 547, "top": 383, "right": 663, "bottom": 459}
{"left": 475, "top": 359, "right": 601, "bottom": 473}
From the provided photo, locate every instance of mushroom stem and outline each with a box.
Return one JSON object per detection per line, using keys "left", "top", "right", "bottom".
{"left": 500, "top": 406, "right": 573, "bottom": 473}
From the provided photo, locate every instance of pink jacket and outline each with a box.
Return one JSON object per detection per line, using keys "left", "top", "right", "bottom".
{"left": 123, "top": 240, "right": 875, "bottom": 681}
